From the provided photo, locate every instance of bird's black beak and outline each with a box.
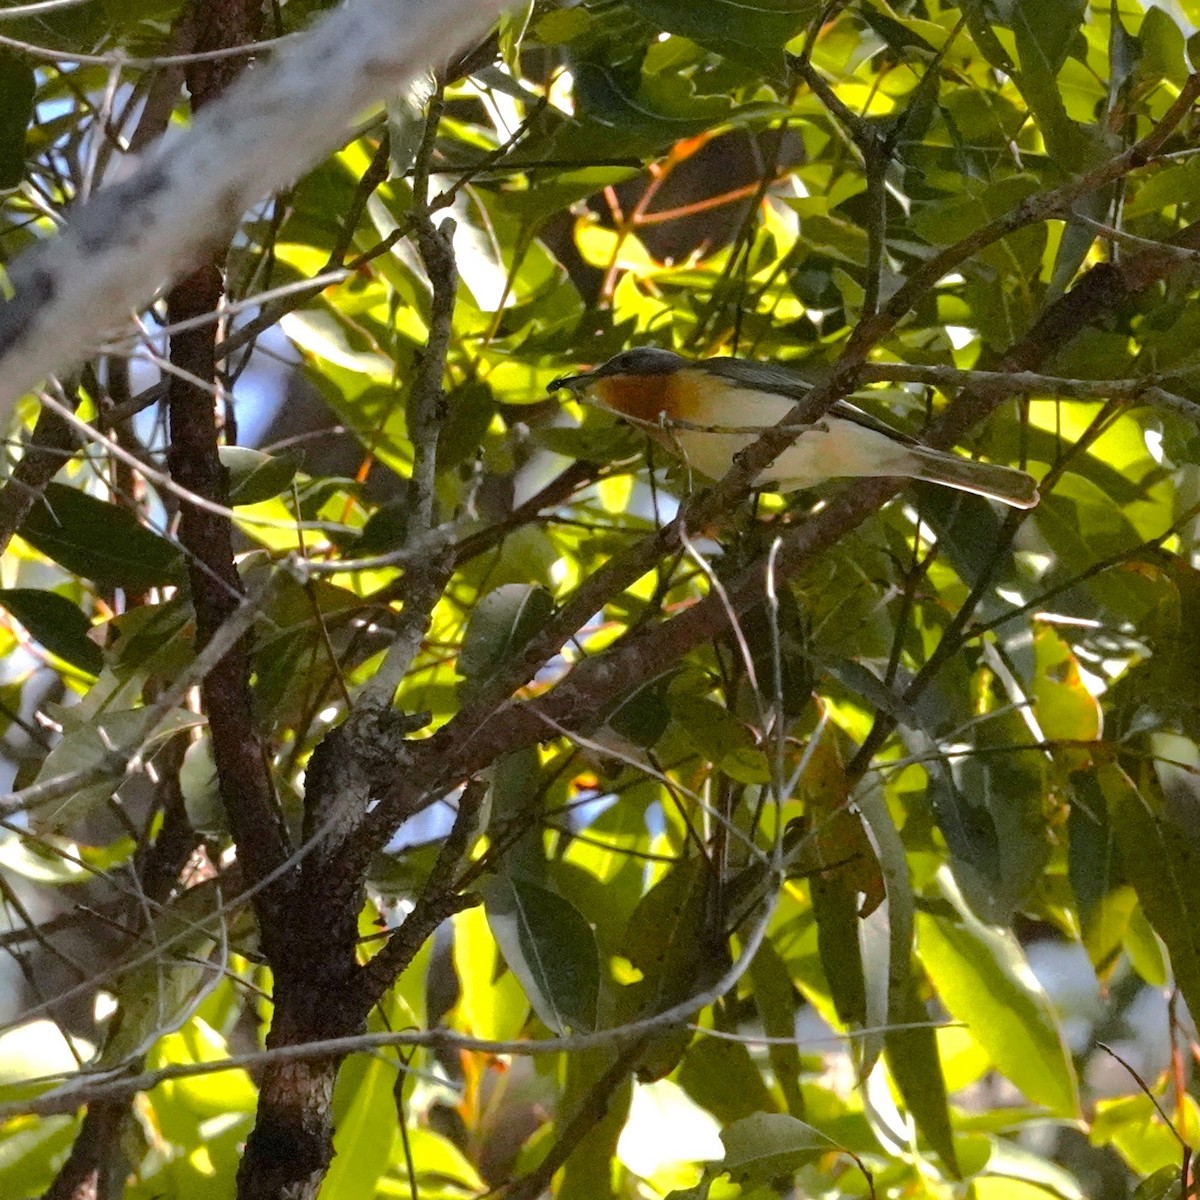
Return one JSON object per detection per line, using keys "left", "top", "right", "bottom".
{"left": 547, "top": 369, "right": 595, "bottom": 394}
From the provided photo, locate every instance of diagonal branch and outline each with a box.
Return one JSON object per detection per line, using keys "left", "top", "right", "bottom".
{"left": 0, "top": 0, "right": 511, "bottom": 426}
{"left": 351, "top": 205, "right": 1200, "bottom": 877}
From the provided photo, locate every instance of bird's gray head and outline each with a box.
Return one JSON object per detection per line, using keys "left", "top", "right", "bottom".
{"left": 548, "top": 347, "right": 689, "bottom": 393}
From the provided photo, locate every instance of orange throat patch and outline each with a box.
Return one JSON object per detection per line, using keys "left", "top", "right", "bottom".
{"left": 588, "top": 370, "right": 705, "bottom": 425}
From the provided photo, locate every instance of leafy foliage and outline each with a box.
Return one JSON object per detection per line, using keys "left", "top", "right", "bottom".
{"left": 2, "top": 0, "right": 1200, "bottom": 1197}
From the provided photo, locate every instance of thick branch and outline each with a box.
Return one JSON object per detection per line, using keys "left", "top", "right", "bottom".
{"left": 0, "top": 0, "right": 510, "bottom": 425}
{"left": 167, "top": 262, "right": 289, "bottom": 911}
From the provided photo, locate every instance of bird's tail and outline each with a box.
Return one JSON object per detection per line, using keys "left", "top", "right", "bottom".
{"left": 908, "top": 447, "right": 1039, "bottom": 509}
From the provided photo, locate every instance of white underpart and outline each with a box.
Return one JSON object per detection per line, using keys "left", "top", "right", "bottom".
{"left": 671, "top": 386, "right": 918, "bottom": 491}
{"left": 0, "top": 0, "right": 512, "bottom": 426}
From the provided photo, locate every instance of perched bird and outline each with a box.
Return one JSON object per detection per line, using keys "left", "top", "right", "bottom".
{"left": 548, "top": 348, "right": 1039, "bottom": 509}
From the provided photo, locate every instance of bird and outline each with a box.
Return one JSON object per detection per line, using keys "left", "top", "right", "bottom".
{"left": 547, "top": 347, "right": 1039, "bottom": 509}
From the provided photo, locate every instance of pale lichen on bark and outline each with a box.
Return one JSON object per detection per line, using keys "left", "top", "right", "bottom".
{"left": 0, "top": 0, "right": 512, "bottom": 426}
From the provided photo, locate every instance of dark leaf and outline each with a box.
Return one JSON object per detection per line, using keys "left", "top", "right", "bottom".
{"left": 0, "top": 589, "right": 103, "bottom": 675}
{"left": 19, "top": 484, "right": 182, "bottom": 589}
{"left": 480, "top": 875, "right": 600, "bottom": 1034}
{"left": 0, "top": 54, "right": 34, "bottom": 190}
{"left": 220, "top": 446, "right": 302, "bottom": 506}
{"left": 458, "top": 583, "right": 555, "bottom": 681}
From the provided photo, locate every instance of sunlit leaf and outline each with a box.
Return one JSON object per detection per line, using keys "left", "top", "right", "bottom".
{"left": 0, "top": 1020, "right": 92, "bottom": 1098}
{"left": 322, "top": 1052, "right": 397, "bottom": 1199}
{"left": 917, "top": 870, "right": 1080, "bottom": 1118}
{"left": 1102, "top": 761, "right": 1200, "bottom": 1025}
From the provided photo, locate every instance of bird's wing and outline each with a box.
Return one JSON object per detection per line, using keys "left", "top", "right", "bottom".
{"left": 827, "top": 400, "right": 921, "bottom": 448}
{"left": 701, "top": 360, "right": 923, "bottom": 447}
{"left": 700, "top": 358, "right": 820, "bottom": 397}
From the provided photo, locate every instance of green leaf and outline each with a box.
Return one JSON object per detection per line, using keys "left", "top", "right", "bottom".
{"left": 31, "top": 706, "right": 203, "bottom": 831}
{"left": 1134, "top": 1166, "right": 1185, "bottom": 1200}
{"left": 798, "top": 748, "right": 887, "bottom": 1044}
{"left": 452, "top": 905, "right": 531, "bottom": 1043}
{"left": 1046, "top": 191, "right": 1109, "bottom": 304}
{"left": 985, "top": 1139, "right": 1086, "bottom": 1200}
{"left": 560, "top": 54, "right": 736, "bottom": 158}
{"left": 1068, "top": 769, "right": 1130, "bottom": 971}
{"left": 436, "top": 380, "right": 496, "bottom": 470}
{"left": 676, "top": 1037, "right": 777, "bottom": 1124}
{"left": 1102, "top": 760, "right": 1200, "bottom": 1025}
{"left": 480, "top": 875, "right": 600, "bottom": 1034}
{"left": 356, "top": 492, "right": 412, "bottom": 553}
{"left": 854, "top": 777, "right": 916, "bottom": 1104}
{"left": 388, "top": 1127, "right": 485, "bottom": 1196}
{"left": 1124, "top": 901, "right": 1168, "bottom": 987}
{"left": 220, "top": 446, "right": 302, "bottom": 506}
{"left": 1126, "top": 157, "right": 1200, "bottom": 218}
{"left": 622, "top": 856, "right": 712, "bottom": 1011}
{"left": 1011, "top": 0, "right": 1090, "bottom": 164}
{"left": 101, "top": 0, "right": 188, "bottom": 24}
{"left": 385, "top": 75, "right": 436, "bottom": 177}
{"left": 490, "top": 167, "right": 640, "bottom": 228}
{"left": 1140, "top": 7, "right": 1188, "bottom": 86}
{"left": 149, "top": 1017, "right": 257, "bottom": 1120}
{"left": 950, "top": 705, "right": 1053, "bottom": 923}
{"left": 558, "top": 1046, "right": 634, "bottom": 1200}
{"left": 618, "top": 856, "right": 713, "bottom": 1078}
{"left": 740, "top": 587, "right": 812, "bottom": 719}
{"left": 662, "top": 1184, "right": 712, "bottom": 1200}
{"left": 321, "top": 1052, "right": 397, "bottom": 1200}
{"left": 0, "top": 588, "right": 102, "bottom": 674}
{"left": 956, "top": 0, "right": 1014, "bottom": 71}
{"left": 1091, "top": 1093, "right": 1198, "bottom": 1176}
{"left": 0, "top": 1111, "right": 79, "bottom": 1196}
{"left": 607, "top": 679, "right": 672, "bottom": 749}
{"left": 810, "top": 860, "right": 866, "bottom": 1027}
{"left": 1031, "top": 626, "right": 1101, "bottom": 743}
{"left": 19, "top": 483, "right": 183, "bottom": 589}
{"left": 670, "top": 694, "right": 770, "bottom": 784}
{"left": 1013, "top": 0, "right": 1085, "bottom": 74}
{"left": 885, "top": 973, "right": 959, "bottom": 1177}
{"left": 458, "top": 583, "right": 555, "bottom": 681}
{"left": 635, "top": 0, "right": 818, "bottom": 65}
{"left": 0, "top": 829, "right": 90, "bottom": 885}
{"left": 0, "top": 54, "right": 34, "bottom": 190}
{"left": 858, "top": 8, "right": 941, "bottom": 56}
{"left": 533, "top": 6, "right": 590, "bottom": 44}
{"left": 748, "top": 940, "right": 805, "bottom": 1119}
{"left": 718, "top": 1112, "right": 829, "bottom": 1183}
{"left": 917, "top": 869, "right": 1080, "bottom": 1118}
{"left": 487, "top": 747, "right": 548, "bottom": 881}
{"left": 0, "top": 1018, "right": 93, "bottom": 1096}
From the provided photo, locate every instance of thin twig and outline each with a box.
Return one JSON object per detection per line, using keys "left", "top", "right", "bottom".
{"left": 1, "top": 859, "right": 782, "bottom": 1122}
